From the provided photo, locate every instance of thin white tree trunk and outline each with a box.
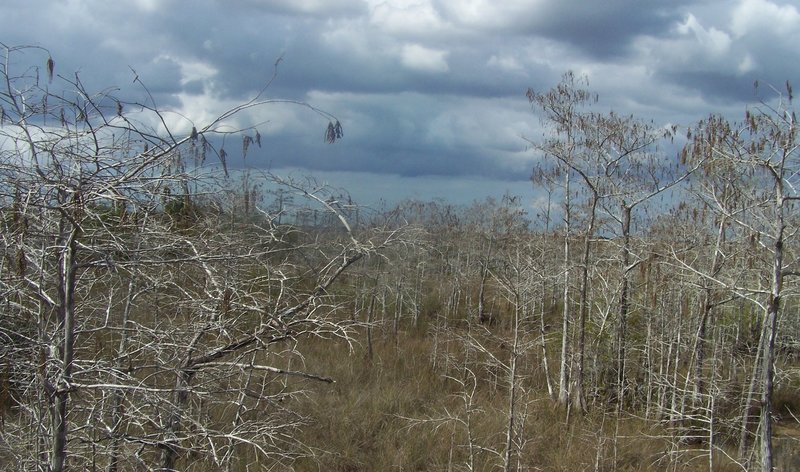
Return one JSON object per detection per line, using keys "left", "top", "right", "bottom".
{"left": 504, "top": 302, "right": 520, "bottom": 472}
{"left": 573, "top": 193, "right": 596, "bottom": 412}
{"left": 50, "top": 225, "right": 79, "bottom": 472}
{"left": 760, "top": 217, "right": 784, "bottom": 472}
{"left": 558, "top": 170, "right": 571, "bottom": 406}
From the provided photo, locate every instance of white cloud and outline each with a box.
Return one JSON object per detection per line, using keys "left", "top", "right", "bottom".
{"left": 632, "top": 13, "right": 739, "bottom": 81}
{"left": 155, "top": 54, "right": 219, "bottom": 87}
{"left": 400, "top": 43, "right": 450, "bottom": 73}
{"left": 132, "top": 0, "right": 159, "bottom": 12}
{"left": 675, "top": 13, "right": 732, "bottom": 57}
{"left": 631, "top": 0, "right": 799, "bottom": 102}
{"left": 731, "top": 0, "right": 800, "bottom": 38}
{"left": 487, "top": 54, "right": 525, "bottom": 73}
{"left": 370, "top": 1, "right": 451, "bottom": 38}
{"left": 738, "top": 53, "right": 757, "bottom": 74}
{"left": 433, "top": 0, "right": 534, "bottom": 30}
{"left": 423, "top": 96, "right": 536, "bottom": 164}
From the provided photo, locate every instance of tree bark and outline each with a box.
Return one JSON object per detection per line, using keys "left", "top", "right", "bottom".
{"left": 573, "top": 193, "right": 596, "bottom": 413}
{"left": 760, "top": 220, "right": 784, "bottom": 472}
{"left": 692, "top": 216, "right": 726, "bottom": 407}
{"left": 108, "top": 280, "right": 138, "bottom": 472}
{"left": 159, "top": 369, "right": 195, "bottom": 471}
{"left": 477, "top": 236, "right": 493, "bottom": 324}
{"left": 504, "top": 302, "right": 520, "bottom": 472}
{"left": 558, "top": 170, "right": 571, "bottom": 406}
{"left": 50, "top": 225, "right": 79, "bottom": 472}
{"left": 615, "top": 204, "right": 632, "bottom": 411}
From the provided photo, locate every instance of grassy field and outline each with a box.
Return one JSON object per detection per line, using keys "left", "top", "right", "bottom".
{"left": 279, "top": 326, "right": 754, "bottom": 471}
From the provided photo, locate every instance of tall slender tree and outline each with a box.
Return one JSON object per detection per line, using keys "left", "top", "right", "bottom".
{"left": 681, "top": 84, "right": 799, "bottom": 470}
{"left": 527, "top": 71, "right": 596, "bottom": 407}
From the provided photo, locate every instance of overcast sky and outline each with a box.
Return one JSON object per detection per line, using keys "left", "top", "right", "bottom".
{"left": 3, "top": 0, "right": 798, "bottom": 207}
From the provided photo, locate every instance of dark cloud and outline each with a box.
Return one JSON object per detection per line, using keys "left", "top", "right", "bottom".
{"left": 226, "top": 0, "right": 367, "bottom": 18}
{"left": 659, "top": 71, "right": 760, "bottom": 107}
{"left": 432, "top": 0, "right": 690, "bottom": 58}
{"left": 1, "top": 0, "right": 797, "bottom": 205}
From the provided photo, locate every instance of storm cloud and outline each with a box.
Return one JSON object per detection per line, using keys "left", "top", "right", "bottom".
{"left": 2, "top": 0, "right": 797, "bottom": 204}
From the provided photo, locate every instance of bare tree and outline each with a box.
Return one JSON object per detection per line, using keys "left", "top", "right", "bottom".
{"left": 0, "top": 44, "right": 401, "bottom": 471}
{"left": 679, "top": 84, "right": 799, "bottom": 470}
{"left": 527, "top": 74, "right": 700, "bottom": 413}
{"left": 527, "top": 72, "right": 596, "bottom": 408}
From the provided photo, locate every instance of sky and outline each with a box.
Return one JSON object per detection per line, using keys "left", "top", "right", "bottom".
{"left": 2, "top": 0, "right": 799, "bottom": 208}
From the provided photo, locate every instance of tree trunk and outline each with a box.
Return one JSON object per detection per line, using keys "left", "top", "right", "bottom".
{"left": 558, "top": 170, "right": 571, "bottom": 406}
{"left": 540, "top": 292, "right": 554, "bottom": 400}
{"left": 159, "top": 369, "right": 195, "bottom": 471}
{"left": 758, "top": 297, "right": 779, "bottom": 472}
{"left": 739, "top": 317, "right": 765, "bottom": 465}
{"left": 50, "top": 225, "right": 79, "bottom": 472}
{"left": 573, "top": 193, "right": 596, "bottom": 412}
{"left": 616, "top": 204, "right": 632, "bottom": 411}
{"left": 693, "top": 217, "right": 726, "bottom": 406}
{"left": 504, "top": 302, "right": 520, "bottom": 472}
{"left": 108, "top": 280, "right": 137, "bottom": 472}
{"left": 760, "top": 223, "right": 784, "bottom": 472}
{"left": 478, "top": 236, "right": 493, "bottom": 324}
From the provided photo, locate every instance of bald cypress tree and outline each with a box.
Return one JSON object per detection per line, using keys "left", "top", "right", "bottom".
{"left": 681, "top": 85, "right": 799, "bottom": 470}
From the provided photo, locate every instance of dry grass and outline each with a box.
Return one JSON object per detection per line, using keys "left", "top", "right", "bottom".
{"left": 270, "top": 324, "right": 747, "bottom": 471}
{"left": 291, "top": 334, "right": 447, "bottom": 471}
